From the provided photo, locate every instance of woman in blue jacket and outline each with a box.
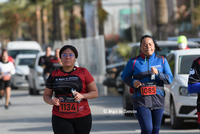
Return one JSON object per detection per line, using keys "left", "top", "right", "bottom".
{"left": 121, "top": 35, "right": 173, "bottom": 134}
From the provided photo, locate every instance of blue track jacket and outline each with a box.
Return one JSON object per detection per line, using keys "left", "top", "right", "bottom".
{"left": 121, "top": 52, "right": 173, "bottom": 109}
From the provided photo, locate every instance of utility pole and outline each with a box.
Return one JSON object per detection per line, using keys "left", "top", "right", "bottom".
{"left": 129, "top": 0, "right": 136, "bottom": 42}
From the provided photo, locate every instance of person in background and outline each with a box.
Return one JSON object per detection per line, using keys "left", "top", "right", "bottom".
{"left": 0, "top": 48, "right": 14, "bottom": 64}
{"left": 39, "top": 46, "right": 54, "bottom": 82}
{"left": 177, "top": 35, "right": 190, "bottom": 50}
{"left": 187, "top": 56, "right": 200, "bottom": 130}
{"left": 43, "top": 45, "right": 98, "bottom": 134}
{"left": 0, "top": 48, "right": 14, "bottom": 100}
{"left": 0, "top": 50, "right": 15, "bottom": 109}
{"left": 50, "top": 48, "right": 62, "bottom": 71}
{"left": 121, "top": 35, "right": 173, "bottom": 134}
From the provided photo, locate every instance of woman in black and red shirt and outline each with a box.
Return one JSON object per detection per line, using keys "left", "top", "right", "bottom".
{"left": 43, "top": 45, "right": 98, "bottom": 134}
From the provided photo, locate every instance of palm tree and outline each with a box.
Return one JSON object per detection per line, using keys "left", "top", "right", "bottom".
{"left": 97, "top": 0, "right": 108, "bottom": 35}
{"left": 155, "top": 0, "right": 168, "bottom": 40}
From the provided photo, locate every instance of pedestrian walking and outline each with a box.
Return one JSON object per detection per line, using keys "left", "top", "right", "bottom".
{"left": 121, "top": 35, "right": 173, "bottom": 134}
{"left": 39, "top": 46, "right": 54, "bottom": 82}
{"left": 0, "top": 49, "right": 15, "bottom": 109}
{"left": 43, "top": 45, "right": 98, "bottom": 134}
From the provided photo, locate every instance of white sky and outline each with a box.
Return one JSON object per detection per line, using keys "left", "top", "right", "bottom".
{"left": 102, "top": 0, "right": 140, "bottom": 5}
{"left": 0, "top": 0, "right": 8, "bottom": 3}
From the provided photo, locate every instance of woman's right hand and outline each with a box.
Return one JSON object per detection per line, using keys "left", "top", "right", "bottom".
{"left": 133, "top": 80, "right": 142, "bottom": 88}
{"left": 52, "top": 97, "right": 60, "bottom": 106}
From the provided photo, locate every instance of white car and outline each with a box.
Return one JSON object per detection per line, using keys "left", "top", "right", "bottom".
{"left": 28, "top": 51, "right": 55, "bottom": 95}
{"left": 163, "top": 49, "right": 200, "bottom": 129}
{"left": 28, "top": 51, "right": 79, "bottom": 95}
{"left": 7, "top": 41, "right": 42, "bottom": 59}
{"left": 12, "top": 54, "right": 36, "bottom": 89}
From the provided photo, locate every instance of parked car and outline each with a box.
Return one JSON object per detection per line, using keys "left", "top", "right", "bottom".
{"left": 106, "top": 45, "right": 126, "bottom": 65}
{"left": 103, "top": 43, "right": 137, "bottom": 94}
{"left": 28, "top": 51, "right": 55, "bottom": 95}
{"left": 187, "top": 38, "right": 200, "bottom": 44}
{"left": 163, "top": 49, "right": 200, "bottom": 129}
{"left": 122, "top": 41, "right": 200, "bottom": 116}
{"left": 28, "top": 51, "right": 79, "bottom": 95}
{"left": 12, "top": 54, "right": 36, "bottom": 89}
{"left": 103, "top": 61, "right": 127, "bottom": 92}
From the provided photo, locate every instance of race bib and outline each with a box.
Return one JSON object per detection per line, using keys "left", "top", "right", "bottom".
{"left": 59, "top": 102, "right": 78, "bottom": 113}
{"left": 141, "top": 86, "right": 156, "bottom": 96}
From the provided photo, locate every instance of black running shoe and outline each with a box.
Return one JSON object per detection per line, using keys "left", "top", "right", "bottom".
{"left": 5, "top": 105, "right": 8, "bottom": 109}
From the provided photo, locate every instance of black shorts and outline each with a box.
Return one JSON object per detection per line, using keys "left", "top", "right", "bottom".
{"left": 0, "top": 80, "right": 11, "bottom": 89}
{"left": 52, "top": 114, "right": 92, "bottom": 134}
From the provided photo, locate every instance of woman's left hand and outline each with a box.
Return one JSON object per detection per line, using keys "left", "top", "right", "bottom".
{"left": 151, "top": 67, "right": 158, "bottom": 75}
{"left": 73, "top": 92, "right": 84, "bottom": 102}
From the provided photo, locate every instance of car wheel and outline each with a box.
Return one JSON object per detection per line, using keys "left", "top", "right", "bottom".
{"left": 32, "top": 89, "right": 39, "bottom": 95}
{"left": 30, "top": 80, "right": 40, "bottom": 95}
{"left": 123, "top": 91, "right": 133, "bottom": 116}
{"left": 170, "top": 101, "right": 183, "bottom": 129}
{"left": 161, "top": 115, "right": 167, "bottom": 125}
{"left": 29, "top": 87, "right": 34, "bottom": 95}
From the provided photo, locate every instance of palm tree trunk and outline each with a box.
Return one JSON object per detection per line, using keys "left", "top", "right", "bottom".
{"left": 43, "top": 8, "right": 49, "bottom": 45}
{"left": 59, "top": 3, "right": 65, "bottom": 41}
{"left": 69, "top": 8, "right": 75, "bottom": 39}
{"left": 155, "top": 0, "right": 168, "bottom": 40}
{"left": 52, "top": 0, "right": 59, "bottom": 41}
{"left": 80, "top": 8, "right": 86, "bottom": 38}
{"left": 36, "top": 5, "right": 42, "bottom": 45}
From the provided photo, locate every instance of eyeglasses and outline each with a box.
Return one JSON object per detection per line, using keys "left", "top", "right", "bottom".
{"left": 61, "top": 54, "right": 75, "bottom": 58}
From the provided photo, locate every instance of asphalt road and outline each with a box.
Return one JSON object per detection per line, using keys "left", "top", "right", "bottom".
{"left": 0, "top": 88, "right": 199, "bottom": 134}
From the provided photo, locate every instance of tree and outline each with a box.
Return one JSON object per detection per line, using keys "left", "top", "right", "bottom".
{"left": 155, "top": 0, "right": 168, "bottom": 40}
{"left": 97, "top": 0, "right": 108, "bottom": 35}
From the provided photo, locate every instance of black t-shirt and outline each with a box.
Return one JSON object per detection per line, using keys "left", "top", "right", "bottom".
{"left": 39, "top": 55, "right": 54, "bottom": 73}
{"left": 188, "top": 57, "right": 200, "bottom": 104}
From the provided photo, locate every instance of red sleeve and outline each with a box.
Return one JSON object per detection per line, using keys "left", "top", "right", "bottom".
{"left": 8, "top": 56, "right": 14, "bottom": 64}
{"left": 84, "top": 69, "right": 94, "bottom": 85}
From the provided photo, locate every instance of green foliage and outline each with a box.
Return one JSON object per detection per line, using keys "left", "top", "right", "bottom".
{"left": 98, "top": 7, "right": 108, "bottom": 24}
{"left": 116, "top": 42, "right": 131, "bottom": 61}
{"left": 0, "top": 0, "right": 52, "bottom": 40}
{"left": 0, "top": 0, "right": 105, "bottom": 42}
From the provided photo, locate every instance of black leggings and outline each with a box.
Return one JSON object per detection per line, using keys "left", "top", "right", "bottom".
{"left": 52, "top": 114, "right": 92, "bottom": 134}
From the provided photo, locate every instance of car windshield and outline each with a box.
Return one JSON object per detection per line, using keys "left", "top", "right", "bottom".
{"left": 156, "top": 46, "right": 177, "bottom": 57}
{"left": 17, "top": 58, "right": 35, "bottom": 66}
{"left": 156, "top": 46, "right": 197, "bottom": 57}
{"left": 178, "top": 55, "right": 200, "bottom": 74}
{"left": 8, "top": 50, "right": 39, "bottom": 59}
